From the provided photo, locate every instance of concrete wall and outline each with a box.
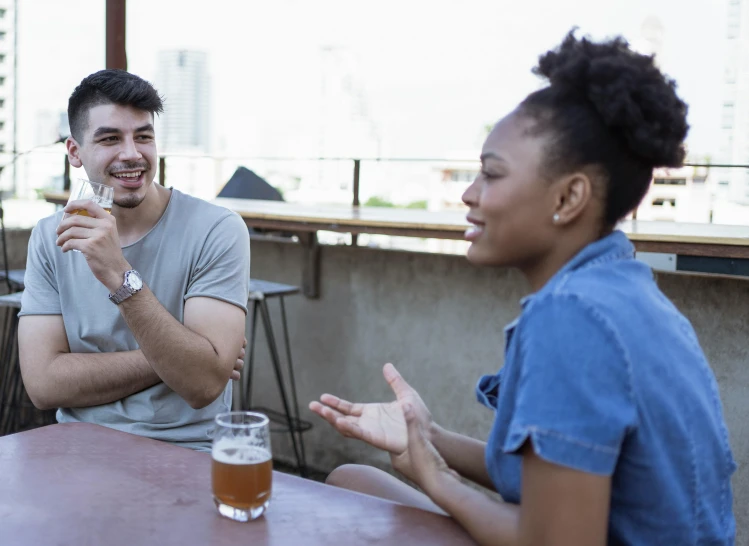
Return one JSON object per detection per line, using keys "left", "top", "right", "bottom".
{"left": 2, "top": 228, "right": 31, "bottom": 272}
{"left": 246, "top": 238, "right": 749, "bottom": 543}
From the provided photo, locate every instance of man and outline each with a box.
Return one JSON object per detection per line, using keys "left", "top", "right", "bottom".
{"left": 18, "top": 69, "right": 250, "bottom": 452}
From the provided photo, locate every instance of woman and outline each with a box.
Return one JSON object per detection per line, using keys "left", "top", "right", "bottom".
{"left": 310, "top": 31, "right": 736, "bottom": 545}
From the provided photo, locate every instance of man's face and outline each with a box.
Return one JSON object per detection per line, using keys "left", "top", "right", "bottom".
{"left": 67, "top": 103, "right": 158, "bottom": 209}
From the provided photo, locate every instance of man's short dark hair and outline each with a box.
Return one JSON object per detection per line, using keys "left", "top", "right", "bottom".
{"left": 67, "top": 69, "right": 164, "bottom": 142}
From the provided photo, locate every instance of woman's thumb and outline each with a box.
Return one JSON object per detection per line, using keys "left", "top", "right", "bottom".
{"left": 403, "top": 403, "right": 419, "bottom": 428}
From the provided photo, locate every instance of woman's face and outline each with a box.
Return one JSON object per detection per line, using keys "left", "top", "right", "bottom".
{"left": 462, "top": 110, "right": 560, "bottom": 269}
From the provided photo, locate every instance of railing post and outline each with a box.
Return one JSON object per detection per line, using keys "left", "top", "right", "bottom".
{"left": 351, "top": 159, "right": 360, "bottom": 246}
{"left": 352, "top": 159, "right": 360, "bottom": 207}
{"left": 63, "top": 155, "right": 70, "bottom": 191}
{"left": 105, "top": 0, "right": 127, "bottom": 70}
{"left": 159, "top": 156, "right": 166, "bottom": 186}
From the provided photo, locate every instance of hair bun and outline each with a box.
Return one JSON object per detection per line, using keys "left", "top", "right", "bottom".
{"left": 534, "top": 31, "right": 689, "bottom": 168}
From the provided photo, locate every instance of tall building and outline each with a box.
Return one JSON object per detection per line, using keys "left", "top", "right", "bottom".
{"left": 318, "top": 46, "right": 381, "bottom": 161}
{"left": 718, "top": 0, "right": 749, "bottom": 203}
{"left": 154, "top": 50, "right": 210, "bottom": 154}
{"left": 0, "top": 1, "right": 16, "bottom": 194}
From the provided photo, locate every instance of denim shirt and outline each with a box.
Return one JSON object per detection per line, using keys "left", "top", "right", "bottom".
{"left": 476, "top": 230, "right": 736, "bottom": 545}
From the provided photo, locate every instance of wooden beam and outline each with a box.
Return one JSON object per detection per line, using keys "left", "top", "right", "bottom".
{"left": 106, "top": 0, "right": 127, "bottom": 70}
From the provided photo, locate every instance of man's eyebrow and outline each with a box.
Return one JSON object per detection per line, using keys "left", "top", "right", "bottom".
{"left": 93, "top": 126, "right": 122, "bottom": 138}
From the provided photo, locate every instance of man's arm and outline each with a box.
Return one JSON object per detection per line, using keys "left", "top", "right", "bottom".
{"left": 18, "top": 315, "right": 161, "bottom": 409}
{"left": 117, "top": 289, "right": 246, "bottom": 409}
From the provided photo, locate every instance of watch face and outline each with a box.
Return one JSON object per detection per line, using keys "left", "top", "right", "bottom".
{"left": 126, "top": 271, "right": 143, "bottom": 290}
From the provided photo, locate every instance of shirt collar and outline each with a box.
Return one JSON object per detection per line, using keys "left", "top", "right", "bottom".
{"left": 506, "top": 230, "right": 634, "bottom": 330}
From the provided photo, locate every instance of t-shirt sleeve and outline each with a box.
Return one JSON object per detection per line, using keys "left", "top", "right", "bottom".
{"left": 19, "top": 220, "right": 61, "bottom": 316}
{"left": 503, "top": 294, "right": 637, "bottom": 476}
{"left": 185, "top": 212, "right": 250, "bottom": 314}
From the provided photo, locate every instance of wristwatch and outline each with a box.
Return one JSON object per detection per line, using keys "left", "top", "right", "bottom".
{"left": 108, "top": 270, "right": 144, "bottom": 305}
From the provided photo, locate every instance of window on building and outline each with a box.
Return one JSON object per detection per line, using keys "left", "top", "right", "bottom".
{"left": 723, "top": 102, "right": 735, "bottom": 129}
{"left": 652, "top": 198, "right": 676, "bottom": 207}
{"left": 653, "top": 178, "right": 687, "bottom": 185}
{"left": 0, "top": 31, "right": 7, "bottom": 41}
{"left": 449, "top": 170, "right": 477, "bottom": 183}
{"left": 728, "top": 1, "right": 742, "bottom": 39}
{"left": 0, "top": 9, "right": 7, "bottom": 18}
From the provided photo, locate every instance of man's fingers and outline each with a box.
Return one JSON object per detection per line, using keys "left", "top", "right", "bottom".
{"left": 56, "top": 226, "right": 95, "bottom": 247}
{"left": 57, "top": 214, "right": 99, "bottom": 235}
{"left": 60, "top": 238, "right": 84, "bottom": 254}
{"left": 63, "top": 199, "right": 110, "bottom": 219}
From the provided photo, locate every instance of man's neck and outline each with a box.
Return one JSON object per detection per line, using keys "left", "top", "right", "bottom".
{"left": 113, "top": 184, "right": 172, "bottom": 247}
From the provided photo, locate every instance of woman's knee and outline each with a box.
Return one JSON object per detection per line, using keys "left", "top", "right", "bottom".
{"left": 325, "top": 463, "right": 383, "bottom": 489}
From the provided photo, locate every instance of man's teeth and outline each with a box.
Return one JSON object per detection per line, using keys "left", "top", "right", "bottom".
{"left": 113, "top": 172, "right": 142, "bottom": 179}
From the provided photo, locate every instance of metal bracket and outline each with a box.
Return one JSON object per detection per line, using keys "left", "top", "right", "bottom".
{"left": 298, "top": 232, "right": 321, "bottom": 299}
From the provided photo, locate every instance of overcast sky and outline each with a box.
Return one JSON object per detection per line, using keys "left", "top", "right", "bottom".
{"left": 17, "top": 0, "right": 726, "bottom": 161}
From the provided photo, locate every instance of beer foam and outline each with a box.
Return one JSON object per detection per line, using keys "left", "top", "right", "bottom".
{"left": 212, "top": 438, "right": 272, "bottom": 465}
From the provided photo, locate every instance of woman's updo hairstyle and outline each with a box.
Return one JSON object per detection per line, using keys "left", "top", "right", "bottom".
{"left": 520, "top": 30, "right": 689, "bottom": 225}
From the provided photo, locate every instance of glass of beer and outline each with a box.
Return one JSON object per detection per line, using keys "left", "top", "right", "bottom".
{"left": 212, "top": 411, "right": 273, "bottom": 522}
{"left": 64, "top": 178, "right": 114, "bottom": 217}
{"left": 61, "top": 179, "right": 114, "bottom": 253}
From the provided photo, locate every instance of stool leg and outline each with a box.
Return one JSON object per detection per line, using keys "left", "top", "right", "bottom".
{"left": 279, "top": 297, "right": 307, "bottom": 476}
{"left": 1, "top": 310, "right": 19, "bottom": 435}
{"left": 242, "top": 300, "right": 260, "bottom": 411}
{"left": 0, "top": 308, "right": 15, "bottom": 435}
{"left": 258, "top": 299, "right": 304, "bottom": 474}
{"left": 8, "top": 314, "right": 23, "bottom": 433}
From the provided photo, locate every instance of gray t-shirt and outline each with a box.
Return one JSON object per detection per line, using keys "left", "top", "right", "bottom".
{"left": 20, "top": 189, "right": 250, "bottom": 451}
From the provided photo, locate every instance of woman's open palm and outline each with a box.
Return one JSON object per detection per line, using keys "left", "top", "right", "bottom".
{"left": 309, "top": 363, "right": 432, "bottom": 455}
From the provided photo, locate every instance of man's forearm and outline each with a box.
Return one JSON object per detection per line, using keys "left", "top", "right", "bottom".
{"left": 431, "top": 424, "right": 495, "bottom": 490}
{"left": 117, "top": 286, "right": 231, "bottom": 409}
{"left": 33, "top": 350, "right": 160, "bottom": 409}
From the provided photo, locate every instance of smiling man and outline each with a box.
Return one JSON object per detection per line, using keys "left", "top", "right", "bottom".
{"left": 17, "top": 69, "right": 251, "bottom": 452}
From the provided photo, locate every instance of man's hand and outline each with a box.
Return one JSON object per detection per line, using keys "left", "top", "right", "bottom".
{"left": 231, "top": 337, "right": 247, "bottom": 381}
{"left": 56, "top": 199, "right": 130, "bottom": 292}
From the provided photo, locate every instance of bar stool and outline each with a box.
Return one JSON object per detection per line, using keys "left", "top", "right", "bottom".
{"left": 0, "top": 270, "right": 24, "bottom": 292}
{"left": 241, "top": 279, "right": 312, "bottom": 477}
{"left": 0, "top": 291, "right": 55, "bottom": 436}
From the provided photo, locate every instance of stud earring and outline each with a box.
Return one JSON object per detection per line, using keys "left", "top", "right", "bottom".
{"left": 553, "top": 213, "right": 560, "bottom": 223}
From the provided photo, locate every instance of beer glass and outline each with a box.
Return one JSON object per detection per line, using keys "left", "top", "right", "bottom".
{"left": 212, "top": 411, "right": 273, "bottom": 522}
{"left": 61, "top": 179, "right": 114, "bottom": 253}
{"left": 64, "top": 178, "right": 114, "bottom": 217}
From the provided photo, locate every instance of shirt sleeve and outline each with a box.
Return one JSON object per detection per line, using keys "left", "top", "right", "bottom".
{"left": 503, "top": 294, "right": 637, "bottom": 476}
{"left": 185, "top": 212, "right": 250, "bottom": 314}
{"left": 19, "top": 220, "right": 61, "bottom": 316}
